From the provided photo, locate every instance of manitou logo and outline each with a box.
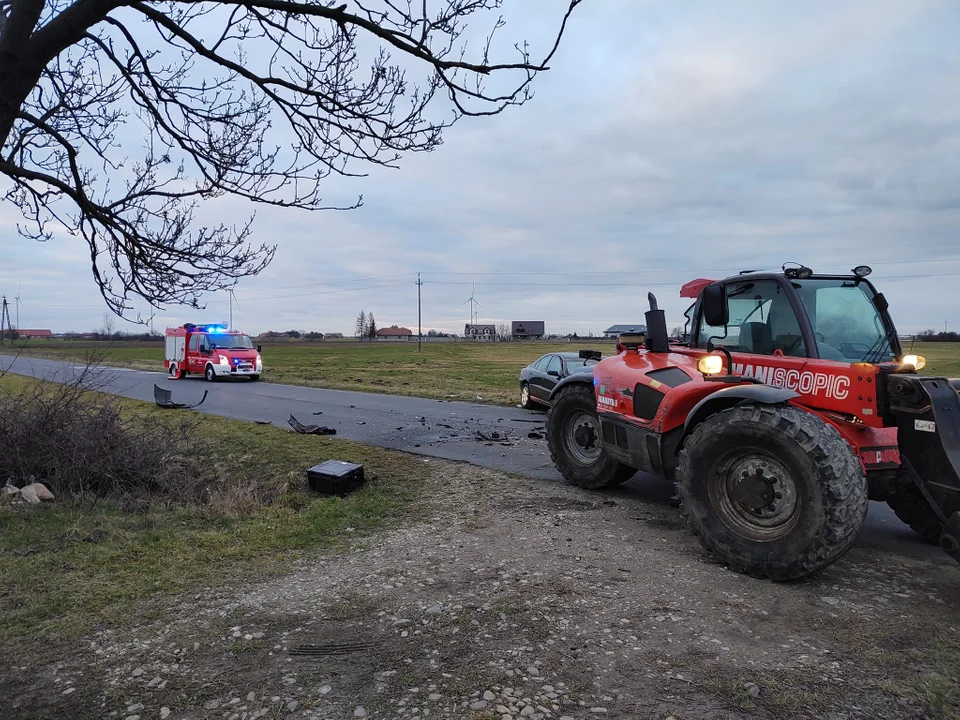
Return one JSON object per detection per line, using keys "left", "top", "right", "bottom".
{"left": 598, "top": 395, "right": 618, "bottom": 407}
{"left": 732, "top": 363, "right": 851, "bottom": 400}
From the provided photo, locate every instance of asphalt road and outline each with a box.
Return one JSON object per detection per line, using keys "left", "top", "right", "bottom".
{"left": 1, "top": 353, "right": 943, "bottom": 565}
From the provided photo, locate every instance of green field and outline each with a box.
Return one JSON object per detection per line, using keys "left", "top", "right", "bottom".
{"left": 5, "top": 338, "right": 617, "bottom": 405}
{"left": 5, "top": 338, "right": 959, "bottom": 406}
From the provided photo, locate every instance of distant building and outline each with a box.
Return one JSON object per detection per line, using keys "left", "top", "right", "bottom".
{"left": 603, "top": 324, "right": 646, "bottom": 338}
{"left": 324, "top": 332, "right": 344, "bottom": 339}
{"left": 2, "top": 328, "right": 52, "bottom": 339}
{"left": 511, "top": 321, "right": 545, "bottom": 340}
{"left": 377, "top": 325, "right": 412, "bottom": 341}
{"left": 464, "top": 323, "right": 496, "bottom": 341}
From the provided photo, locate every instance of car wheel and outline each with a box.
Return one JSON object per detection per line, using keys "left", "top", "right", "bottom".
{"left": 520, "top": 382, "right": 535, "bottom": 409}
{"left": 204, "top": 364, "right": 218, "bottom": 382}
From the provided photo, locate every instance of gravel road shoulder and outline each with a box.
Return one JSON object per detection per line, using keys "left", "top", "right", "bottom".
{"left": 4, "top": 460, "right": 959, "bottom": 720}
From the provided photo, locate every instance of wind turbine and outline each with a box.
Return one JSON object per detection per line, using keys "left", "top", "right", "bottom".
{"left": 14, "top": 283, "right": 23, "bottom": 330}
{"left": 462, "top": 283, "right": 483, "bottom": 325}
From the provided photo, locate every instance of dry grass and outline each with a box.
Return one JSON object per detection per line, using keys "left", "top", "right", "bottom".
{"left": 0, "top": 372, "right": 433, "bottom": 643}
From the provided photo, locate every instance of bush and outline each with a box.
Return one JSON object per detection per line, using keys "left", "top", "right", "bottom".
{"left": 0, "top": 363, "right": 209, "bottom": 508}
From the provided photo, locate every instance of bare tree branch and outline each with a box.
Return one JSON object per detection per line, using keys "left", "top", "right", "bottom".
{"left": 0, "top": 0, "right": 583, "bottom": 320}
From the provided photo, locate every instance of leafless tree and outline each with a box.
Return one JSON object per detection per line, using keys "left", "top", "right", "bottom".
{"left": 99, "top": 310, "right": 115, "bottom": 336}
{"left": 496, "top": 321, "right": 509, "bottom": 341}
{"left": 355, "top": 309, "right": 366, "bottom": 340}
{"left": 0, "top": 0, "right": 583, "bottom": 320}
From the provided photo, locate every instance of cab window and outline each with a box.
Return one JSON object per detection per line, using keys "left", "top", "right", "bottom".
{"left": 546, "top": 355, "right": 563, "bottom": 375}
{"left": 696, "top": 279, "right": 806, "bottom": 357}
{"left": 188, "top": 334, "right": 200, "bottom": 351}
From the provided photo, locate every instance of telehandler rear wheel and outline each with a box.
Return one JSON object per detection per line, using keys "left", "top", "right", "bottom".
{"left": 677, "top": 404, "right": 868, "bottom": 581}
{"left": 547, "top": 383, "right": 636, "bottom": 490}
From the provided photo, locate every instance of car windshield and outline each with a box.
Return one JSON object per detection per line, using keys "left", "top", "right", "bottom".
{"left": 207, "top": 333, "right": 254, "bottom": 349}
{"left": 565, "top": 356, "right": 599, "bottom": 370}
{"left": 793, "top": 278, "right": 897, "bottom": 363}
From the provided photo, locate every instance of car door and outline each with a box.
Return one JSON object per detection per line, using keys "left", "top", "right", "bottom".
{"left": 187, "top": 333, "right": 202, "bottom": 373}
{"left": 527, "top": 354, "right": 554, "bottom": 402}
{"left": 540, "top": 354, "right": 564, "bottom": 398}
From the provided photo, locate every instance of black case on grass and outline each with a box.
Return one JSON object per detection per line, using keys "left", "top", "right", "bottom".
{"left": 306, "top": 460, "right": 365, "bottom": 496}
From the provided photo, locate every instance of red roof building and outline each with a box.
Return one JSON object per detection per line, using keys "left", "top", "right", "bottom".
{"left": 2, "top": 328, "right": 52, "bottom": 338}
{"left": 376, "top": 325, "right": 412, "bottom": 339}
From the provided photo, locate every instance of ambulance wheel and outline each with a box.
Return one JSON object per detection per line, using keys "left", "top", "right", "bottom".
{"left": 677, "top": 404, "right": 868, "bottom": 581}
{"left": 204, "top": 364, "right": 218, "bottom": 382}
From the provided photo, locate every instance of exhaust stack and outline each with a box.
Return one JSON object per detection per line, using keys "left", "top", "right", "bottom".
{"left": 645, "top": 292, "right": 670, "bottom": 353}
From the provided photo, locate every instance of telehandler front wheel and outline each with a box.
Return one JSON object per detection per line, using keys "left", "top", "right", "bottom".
{"left": 547, "top": 383, "right": 636, "bottom": 490}
{"left": 677, "top": 404, "right": 868, "bottom": 581}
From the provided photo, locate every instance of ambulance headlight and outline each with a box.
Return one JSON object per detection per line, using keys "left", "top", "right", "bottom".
{"left": 698, "top": 354, "right": 724, "bottom": 376}
{"left": 902, "top": 354, "right": 926, "bottom": 371}
{"left": 218, "top": 354, "right": 229, "bottom": 365}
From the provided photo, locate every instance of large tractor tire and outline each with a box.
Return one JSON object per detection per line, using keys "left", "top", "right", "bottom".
{"left": 887, "top": 485, "right": 942, "bottom": 544}
{"left": 547, "top": 383, "right": 636, "bottom": 490}
{"left": 676, "top": 404, "right": 868, "bottom": 581}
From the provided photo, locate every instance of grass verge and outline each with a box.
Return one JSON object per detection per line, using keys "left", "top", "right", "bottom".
{"left": 0, "top": 373, "right": 429, "bottom": 644}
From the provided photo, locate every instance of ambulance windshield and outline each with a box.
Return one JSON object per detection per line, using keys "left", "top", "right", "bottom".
{"left": 207, "top": 333, "right": 254, "bottom": 350}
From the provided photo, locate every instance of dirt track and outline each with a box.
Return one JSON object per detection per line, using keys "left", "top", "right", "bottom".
{"left": 4, "top": 459, "right": 959, "bottom": 720}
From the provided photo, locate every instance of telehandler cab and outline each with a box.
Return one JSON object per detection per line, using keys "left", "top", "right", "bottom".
{"left": 546, "top": 263, "right": 960, "bottom": 580}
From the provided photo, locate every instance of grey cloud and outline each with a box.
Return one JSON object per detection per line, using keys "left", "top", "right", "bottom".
{"left": 3, "top": 0, "right": 960, "bottom": 336}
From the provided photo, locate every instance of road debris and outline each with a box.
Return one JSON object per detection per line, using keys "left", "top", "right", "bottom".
{"left": 288, "top": 414, "right": 337, "bottom": 436}
{"left": 153, "top": 384, "right": 207, "bottom": 409}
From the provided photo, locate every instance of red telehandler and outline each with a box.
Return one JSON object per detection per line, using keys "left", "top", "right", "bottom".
{"left": 546, "top": 263, "right": 960, "bottom": 580}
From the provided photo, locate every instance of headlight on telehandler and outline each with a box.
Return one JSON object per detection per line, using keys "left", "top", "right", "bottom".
{"left": 698, "top": 354, "right": 724, "bottom": 376}
{"left": 902, "top": 354, "right": 926, "bottom": 371}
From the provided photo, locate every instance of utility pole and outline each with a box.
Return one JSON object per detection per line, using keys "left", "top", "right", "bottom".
{"left": 417, "top": 273, "right": 423, "bottom": 352}
{"left": 0, "top": 296, "right": 9, "bottom": 346}
{"left": 228, "top": 289, "right": 241, "bottom": 330}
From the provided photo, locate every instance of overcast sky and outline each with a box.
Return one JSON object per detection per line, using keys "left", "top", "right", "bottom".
{"left": 2, "top": 0, "right": 960, "bottom": 336}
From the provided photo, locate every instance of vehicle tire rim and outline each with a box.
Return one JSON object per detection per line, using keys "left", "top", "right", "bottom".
{"left": 521, "top": 385, "right": 530, "bottom": 405}
{"left": 711, "top": 452, "right": 800, "bottom": 541}
{"left": 565, "top": 410, "right": 602, "bottom": 465}
{"left": 206, "top": 366, "right": 214, "bottom": 381}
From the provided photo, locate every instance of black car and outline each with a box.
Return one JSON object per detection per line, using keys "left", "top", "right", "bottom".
{"left": 519, "top": 351, "right": 600, "bottom": 409}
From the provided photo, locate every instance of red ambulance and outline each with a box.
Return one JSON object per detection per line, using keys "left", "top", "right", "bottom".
{"left": 165, "top": 323, "right": 263, "bottom": 381}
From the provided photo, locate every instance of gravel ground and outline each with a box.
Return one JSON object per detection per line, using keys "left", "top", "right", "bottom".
{"left": 4, "top": 460, "right": 959, "bottom": 720}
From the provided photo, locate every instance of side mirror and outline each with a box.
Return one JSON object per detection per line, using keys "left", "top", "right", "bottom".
{"left": 701, "top": 283, "right": 729, "bottom": 327}
{"left": 257, "top": 345, "right": 262, "bottom": 353}
{"left": 547, "top": 370, "right": 560, "bottom": 378}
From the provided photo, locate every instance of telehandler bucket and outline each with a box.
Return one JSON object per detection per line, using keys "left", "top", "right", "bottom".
{"left": 887, "top": 374, "right": 960, "bottom": 563}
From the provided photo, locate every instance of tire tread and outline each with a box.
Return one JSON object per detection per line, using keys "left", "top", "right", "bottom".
{"left": 677, "top": 404, "right": 868, "bottom": 581}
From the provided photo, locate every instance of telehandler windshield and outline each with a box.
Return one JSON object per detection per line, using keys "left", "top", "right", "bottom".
{"left": 792, "top": 278, "right": 897, "bottom": 363}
